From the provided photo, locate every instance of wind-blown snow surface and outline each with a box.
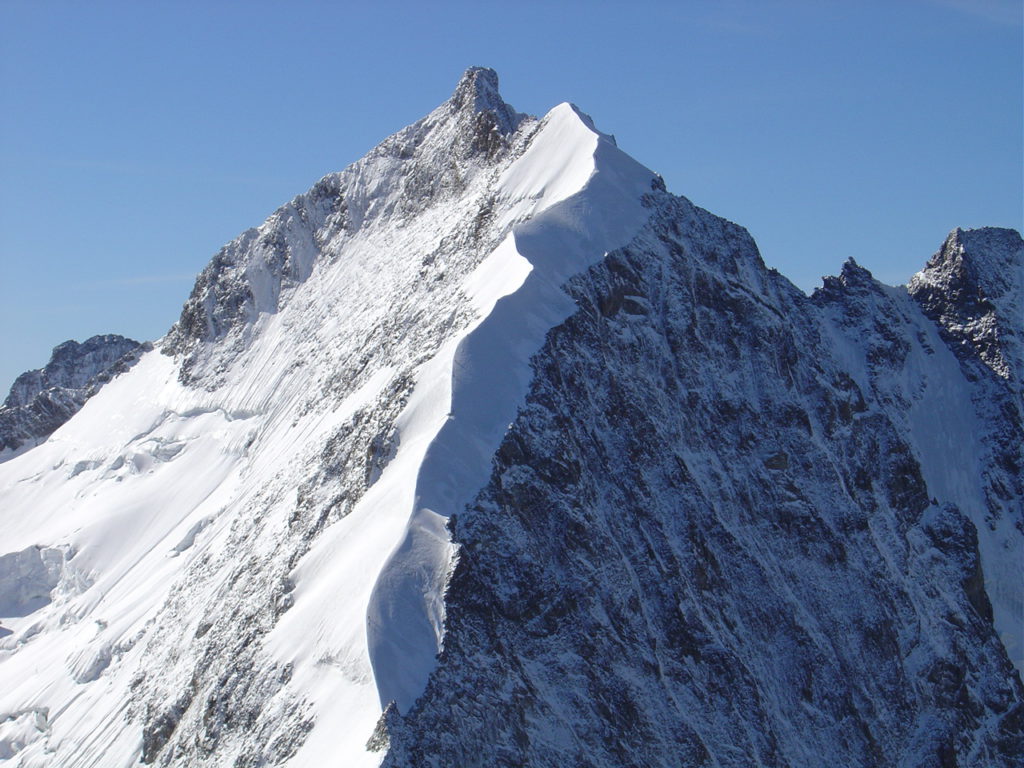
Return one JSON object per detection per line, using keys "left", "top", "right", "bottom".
{"left": 0, "top": 69, "right": 1020, "bottom": 767}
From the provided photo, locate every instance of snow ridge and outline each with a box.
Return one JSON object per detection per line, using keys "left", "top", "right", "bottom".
{"left": 366, "top": 101, "right": 656, "bottom": 713}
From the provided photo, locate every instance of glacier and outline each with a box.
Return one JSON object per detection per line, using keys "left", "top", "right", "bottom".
{"left": 0, "top": 68, "right": 1020, "bottom": 767}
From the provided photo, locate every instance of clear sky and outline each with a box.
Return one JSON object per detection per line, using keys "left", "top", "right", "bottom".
{"left": 1, "top": 0, "right": 1021, "bottom": 394}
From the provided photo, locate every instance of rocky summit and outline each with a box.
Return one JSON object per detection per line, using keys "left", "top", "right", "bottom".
{"left": 0, "top": 69, "right": 1020, "bottom": 767}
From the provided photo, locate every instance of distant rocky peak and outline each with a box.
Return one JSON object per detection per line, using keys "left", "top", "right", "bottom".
{"left": 447, "top": 66, "right": 524, "bottom": 135}
{"left": 0, "top": 334, "right": 146, "bottom": 459}
{"left": 4, "top": 334, "right": 142, "bottom": 409}
{"left": 914, "top": 227, "right": 1022, "bottom": 303}
{"left": 811, "top": 257, "right": 881, "bottom": 305}
{"left": 909, "top": 227, "right": 1023, "bottom": 381}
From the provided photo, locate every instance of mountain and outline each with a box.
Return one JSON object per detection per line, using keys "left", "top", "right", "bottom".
{"left": 0, "top": 334, "right": 146, "bottom": 461}
{"left": 0, "top": 68, "right": 1020, "bottom": 767}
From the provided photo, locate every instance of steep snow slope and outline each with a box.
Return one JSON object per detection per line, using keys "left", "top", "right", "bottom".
{"left": 0, "top": 69, "right": 1020, "bottom": 768}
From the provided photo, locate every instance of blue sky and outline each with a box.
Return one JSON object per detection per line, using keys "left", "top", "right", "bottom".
{"left": 1, "top": 0, "right": 1021, "bottom": 393}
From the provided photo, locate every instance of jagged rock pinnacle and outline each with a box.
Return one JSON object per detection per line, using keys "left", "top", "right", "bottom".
{"left": 449, "top": 66, "right": 522, "bottom": 134}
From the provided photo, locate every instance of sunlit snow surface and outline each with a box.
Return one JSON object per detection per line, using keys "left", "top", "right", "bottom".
{"left": 0, "top": 97, "right": 655, "bottom": 766}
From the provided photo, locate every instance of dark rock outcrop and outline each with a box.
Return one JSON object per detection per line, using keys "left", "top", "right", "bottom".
{"left": 0, "top": 334, "right": 146, "bottom": 459}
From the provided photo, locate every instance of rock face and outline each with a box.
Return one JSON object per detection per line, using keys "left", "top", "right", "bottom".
{"left": 381, "top": 209, "right": 1023, "bottom": 766}
{"left": 0, "top": 69, "right": 1020, "bottom": 768}
{"left": 909, "top": 227, "right": 1023, "bottom": 381}
{"left": 0, "top": 334, "right": 146, "bottom": 459}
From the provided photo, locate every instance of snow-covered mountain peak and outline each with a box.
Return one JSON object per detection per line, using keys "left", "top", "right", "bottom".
{"left": 0, "top": 70, "right": 668, "bottom": 766}
{"left": 160, "top": 70, "right": 646, "bottom": 393}
{"left": 163, "top": 68, "right": 537, "bottom": 384}
{"left": 1, "top": 70, "right": 1021, "bottom": 768}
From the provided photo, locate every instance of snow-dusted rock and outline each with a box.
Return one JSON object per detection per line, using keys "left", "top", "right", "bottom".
{"left": 909, "top": 227, "right": 1024, "bottom": 381}
{"left": 383, "top": 196, "right": 1022, "bottom": 768}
